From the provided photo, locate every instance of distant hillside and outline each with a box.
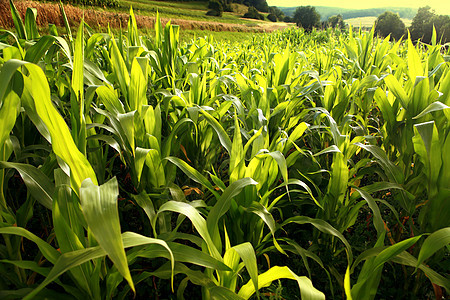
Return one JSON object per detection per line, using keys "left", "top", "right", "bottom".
{"left": 279, "top": 6, "right": 417, "bottom": 21}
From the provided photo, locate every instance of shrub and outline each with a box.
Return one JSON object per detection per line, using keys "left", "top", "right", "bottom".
{"left": 206, "top": 9, "right": 221, "bottom": 17}
{"left": 268, "top": 6, "right": 284, "bottom": 21}
{"left": 328, "top": 14, "right": 345, "bottom": 30}
{"left": 207, "top": 0, "right": 223, "bottom": 17}
{"left": 267, "top": 13, "right": 277, "bottom": 22}
{"left": 284, "top": 16, "right": 293, "bottom": 23}
{"left": 243, "top": 6, "right": 263, "bottom": 20}
{"left": 244, "top": 0, "right": 268, "bottom": 13}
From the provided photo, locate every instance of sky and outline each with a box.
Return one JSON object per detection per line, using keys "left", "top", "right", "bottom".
{"left": 266, "top": 0, "right": 450, "bottom": 15}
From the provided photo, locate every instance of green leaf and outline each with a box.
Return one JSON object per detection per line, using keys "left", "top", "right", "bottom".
{"left": 0, "top": 227, "right": 60, "bottom": 264}
{"left": 356, "top": 143, "right": 403, "bottom": 184}
{"left": 282, "top": 216, "right": 353, "bottom": 263}
{"left": 0, "top": 89, "right": 20, "bottom": 155}
{"left": 372, "top": 236, "right": 421, "bottom": 271}
{"left": 58, "top": 1, "right": 73, "bottom": 45}
{"left": 165, "top": 156, "right": 216, "bottom": 195}
{"left": 156, "top": 201, "right": 221, "bottom": 260}
{"left": 80, "top": 177, "right": 134, "bottom": 292}
{"left": 384, "top": 75, "right": 409, "bottom": 109}
{"left": 200, "top": 108, "right": 232, "bottom": 154}
{"left": 129, "top": 57, "right": 148, "bottom": 112}
{"left": 130, "top": 241, "right": 230, "bottom": 271}
{"left": 72, "top": 22, "right": 84, "bottom": 111}
{"left": 24, "top": 7, "right": 39, "bottom": 40}
{"left": 407, "top": 37, "right": 423, "bottom": 80}
{"left": 118, "top": 112, "right": 135, "bottom": 155}
{"left": 354, "top": 188, "right": 385, "bottom": 236}
{"left": 135, "top": 147, "right": 151, "bottom": 184}
{"left": 245, "top": 202, "right": 285, "bottom": 254}
{"left": 23, "top": 231, "right": 174, "bottom": 299}
{"left": 417, "top": 227, "right": 450, "bottom": 267}
{"left": 2, "top": 61, "right": 98, "bottom": 193}
{"left": 227, "top": 243, "right": 258, "bottom": 295}
{"left": 53, "top": 185, "right": 95, "bottom": 297}
{"left": 352, "top": 235, "right": 421, "bottom": 298}
{"left": 209, "top": 286, "right": 244, "bottom": 300}
{"left": 0, "top": 259, "right": 49, "bottom": 277}
{"left": 109, "top": 35, "right": 130, "bottom": 101}
{"left": 95, "top": 85, "right": 125, "bottom": 115}
{"left": 207, "top": 178, "right": 257, "bottom": 251}
{"left": 413, "top": 101, "right": 449, "bottom": 119}
{"left": 392, "top": 251, "right": 450, "bottom": 293}
{"left": 237, "top": 266, "right": 324, "bottom": 300}
{"left": 229, "top": 113, "right": 244, "bottom": 182}
{"left": 24, "top": 36, "right": 56, "bottom": 64}
{"left": 9, "top": 0, "right": 26, "bottom": 40}
{"left": 0, "top": 162, "right": 54, "bottom": 210}
{"left": 133, "top": 192, "right": 156, "bottom": 228}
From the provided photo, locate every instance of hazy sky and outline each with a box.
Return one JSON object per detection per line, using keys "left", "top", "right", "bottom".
{"left": 266, "top": 0, "right": 450, "bottom": 15}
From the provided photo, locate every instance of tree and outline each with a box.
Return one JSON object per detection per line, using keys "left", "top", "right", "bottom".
{"left": 244, "top": 0, "right": 268, "bottom": 12}
{"left": 267, "top": 14, "right": 277, "bottom": 22}
{"left": 268, "top": 6, "right": 285, "bottom": 21}
{"left": 284, "top": 16, "right": 293, "bottom": 23}
{"left": 207, "top": 0, "right": 224, "bottom": 17}
{"left": 243, "top": 6, "right": 264, "bottom": 20}
{"left": 293, "top": 6, "right": 321, "bottom": 31}
{"left": 328, "top": 14, "right": 345, "bottom": 30}
{"left": 374, "top": 11, "right": 406, "bottom": 40}
{"left": 410, "top": 6, "right": 450, "bottom": 44}
{"left": 410, "top": 6, "right": 435, "bottom": 42}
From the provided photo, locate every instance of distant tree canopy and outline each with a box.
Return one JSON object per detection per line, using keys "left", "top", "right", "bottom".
{"left": 207, "top": 0, "right": 224, "bottom": 17}
{"left": 327, "top": 14, "right": 345, "bottom": 30}
{"left": 293, "top": 6, "right": 321, "bottom": 31}
{"left": 410, "top": 6, "right": 450, "bottom": 44}
{"left": 374, "top": 11, "right": 406, "bottom": 40}
{"left": 206, "top": 0, "right": 269, "bottom": 16}
{"left": 268, "top": 6, "right": 285, "bottom": 21}
{"left": 243, "top": 6, "right": 264, "bottom": 20}
{"left": 244, "top": 0, "right": 268, "bottom": 13}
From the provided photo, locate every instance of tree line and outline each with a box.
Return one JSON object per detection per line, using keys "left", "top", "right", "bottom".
{"left": 207, "top": 0, "right": 269, "bottom": 15}
{"left": 207, "top": 0, "right": 287, "bottom": 22}
{"left": 293, "top": 6, "right": 450, "bottom": 43}
{"left": 206, "top": 1, "right": 449, "bottom": 44}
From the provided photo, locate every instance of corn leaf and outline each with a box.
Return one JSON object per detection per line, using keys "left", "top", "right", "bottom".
{"left": 0, "top": 162, "right": 53, "bottom": 210}
{"left": 24, "top": 8, "right": 39, "bottom": 40}
{"left": 416, "top": 227, "right": 450, "bottom": 267}
{"left": 80, "top": 177, "right": 134, "bottom": 292}
{"left": 238, "top": 266, "right": 324, "bottom": 300}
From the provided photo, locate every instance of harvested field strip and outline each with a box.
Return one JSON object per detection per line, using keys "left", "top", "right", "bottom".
{"left": 0, "top": 0, "right": 266, "bottom": 32}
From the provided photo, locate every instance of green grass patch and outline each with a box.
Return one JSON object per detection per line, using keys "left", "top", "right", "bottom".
{"left": 114, "top": 0, "right": 258, "bottom": 25}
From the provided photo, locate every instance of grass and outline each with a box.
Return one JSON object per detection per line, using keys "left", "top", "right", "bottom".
{"left": 116, "top": 0, "right": 260, "bottom": 25}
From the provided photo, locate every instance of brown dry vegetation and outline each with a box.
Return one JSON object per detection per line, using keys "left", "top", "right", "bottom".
{"left": 0, "top": 0, "right": 268, "bottom": 32}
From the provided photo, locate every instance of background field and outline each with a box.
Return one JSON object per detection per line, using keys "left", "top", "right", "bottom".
{"left": 0, "top": 1, "right": 449, "bottom": 299}
{"left": 345, "top": 16, "right": 412, "bottom": 28}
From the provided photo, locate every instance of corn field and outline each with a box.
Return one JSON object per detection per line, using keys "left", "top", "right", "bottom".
{"left": 0, "top": 2, "right": 449, "bottom": 299}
